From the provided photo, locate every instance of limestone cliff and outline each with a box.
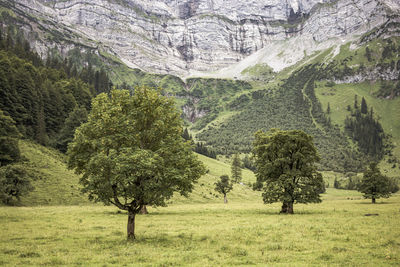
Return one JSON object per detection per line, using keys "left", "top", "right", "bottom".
{"left": 3, "top": 0, "right": 400, "bottom": 77}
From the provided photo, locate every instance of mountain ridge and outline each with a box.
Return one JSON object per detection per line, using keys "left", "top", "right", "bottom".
{"left": 4, "top": 0, "right": 399, "bottom": 78}
{"left": 1, "top": 0, "right": 399, "bottom": 173}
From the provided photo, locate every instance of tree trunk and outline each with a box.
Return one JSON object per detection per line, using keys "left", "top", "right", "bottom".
{"left": 140, "top": 205, "right": 148, "bottom": 214}
{"left": 224, "top": 194, "right": 228, "bottom": 204}
{"left": 280, "top": 202, "right": 288, "bottom": 213}
{"left": 287, "top": 201, "right": 294, "bottom": 214}
{"left": 127, "top": 211, "right": 136, "bottom": 240}
{"left": 372, "top": 197, "right": 376, "bottom": 204}
{"left": 280, "top": 201, "right": 294, "bottom": 214}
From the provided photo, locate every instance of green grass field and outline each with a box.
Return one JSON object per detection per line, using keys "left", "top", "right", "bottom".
{"left": 1, "top": 141, "right": 399, "bottom": 266}
{"left": 1, "top": 190, "right": 399, "bottom": 266}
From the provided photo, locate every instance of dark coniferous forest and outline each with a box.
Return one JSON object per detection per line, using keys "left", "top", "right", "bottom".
{"left": 0, "top": 27, "right": 111, "bottom": 151}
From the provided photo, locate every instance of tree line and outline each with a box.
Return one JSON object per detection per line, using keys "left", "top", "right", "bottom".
{"left": 345, "top": 96, "right": 386, "bottom": 160}
{"left": 0, "top": 26, "right": 112, "bottom": 204}
{"left": 182, "top": 128, "right": 217, "bottom": 159}
{"left": 0, "top": 27, "right": 111, "bottom": 151}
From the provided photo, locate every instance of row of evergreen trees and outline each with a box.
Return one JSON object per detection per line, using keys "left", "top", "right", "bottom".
{"left": 182, "top": 128, "right": 217, "bottom": 159}
{"left": 0, "top": 26, "right": 115, "bottom": 204}
{"left": 0, "top": 26, "right": 112, "bottom": 152}
{"left": 345, "top": 96, "right": 385, "bottom": 160}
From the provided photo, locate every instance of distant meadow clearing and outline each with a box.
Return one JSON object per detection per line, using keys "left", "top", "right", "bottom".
{"left": 1, "top": 189, "right": 399, "bottom": 266}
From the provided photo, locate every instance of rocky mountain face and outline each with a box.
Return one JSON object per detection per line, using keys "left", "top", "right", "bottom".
{"left": 3, "top": 0, "right": 400, "bottom": 77}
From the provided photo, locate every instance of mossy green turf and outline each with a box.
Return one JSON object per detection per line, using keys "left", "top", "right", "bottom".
{"left": 1, "top": 190, "right": 399, "bottom": 266}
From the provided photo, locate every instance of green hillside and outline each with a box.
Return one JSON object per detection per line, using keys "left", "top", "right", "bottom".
{"left": 170, "top": 154, "right": 259, "bottom": 204}
{"left": 190, "top": 35, "right": 400, "bottom": 174}
{"left": 315, "top": 82, "right": 400, "bottom": 158}
{"left": 17, "top": 140, "right": 90, "bottom": 206}
{"left": 15, "top": 140, "right": 258, "bottom": 206}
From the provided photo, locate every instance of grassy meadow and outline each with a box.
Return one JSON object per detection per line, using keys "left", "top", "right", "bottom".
{"left": 2, "top": 140, "right": 400, "bottom": 266}
{"left": 1, "top": 190, "right": 400, "bottom": 266}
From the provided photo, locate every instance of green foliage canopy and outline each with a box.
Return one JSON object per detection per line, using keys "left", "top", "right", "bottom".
{"left": 345, "top": 106, "right": 384, "bottom": 160}
{"left": 0, "top": 109, "right": 20, "bottom": 166}
{"left": 253, "top": 129, "right": 324, "bottom": 214}
{"left": 56, "top": 106, "right": 88, "bottom": 153}
{"left": 0, "top": 164, "right": 32, "bottom": 204}
{"left": 214, "top": 175, "right": 233, "bottom": 203}
{"left": 358, "top": 162, "right": 392, "bottom": 203}
{"left": 67, "top": 88, "right": 205, "bottom": 239}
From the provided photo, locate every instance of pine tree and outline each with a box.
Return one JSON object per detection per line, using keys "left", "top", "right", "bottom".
{"left": 361, "top": 97, "right": 368, "bottom": 114}
{"left": 365, "top": 46, "right": 372, "bottom": 62}
{"left": 334, "top": 178, "right": 340, "bottom": 189}
{"left": 326, "top": 102, "right": 331, "bottom": 114}
{"left": 182, "top": 128, "right": 192, "bottom": 141}
{"left": 231, "top": 153, "right": 242, "bottom": 183}
{"left": 354, "top": 95, "right": 358, "bottom": 109}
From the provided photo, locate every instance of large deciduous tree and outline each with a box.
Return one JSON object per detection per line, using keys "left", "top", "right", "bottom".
{"left": 67, "top": 88, "right": 205, "bottom": 239}
{"left": 358, "top": 162, "right": 392, "bottom": 203}
{"left": 253, "top": 129, "right": 324, "bottom": 214}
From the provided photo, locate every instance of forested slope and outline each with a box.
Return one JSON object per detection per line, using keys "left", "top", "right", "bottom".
{"left": 1, "top": 17, "right": 399, "bottom": 181}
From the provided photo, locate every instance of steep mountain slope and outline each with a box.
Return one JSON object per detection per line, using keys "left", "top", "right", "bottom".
{"left": 2, "top": 0, "right": 399, "bottom": 77}
{"left": 194, "top": 33, "right": 400, "bottom": 172}
{"left": 1, "top": 0, "right": 399, "bottom": 174}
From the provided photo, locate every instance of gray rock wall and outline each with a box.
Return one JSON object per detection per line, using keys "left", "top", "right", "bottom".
{"left": 7, "top": 0, "right": 400, "bottom": 76}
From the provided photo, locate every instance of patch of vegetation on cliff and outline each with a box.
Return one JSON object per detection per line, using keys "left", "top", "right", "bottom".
{"left": 241, "top": 63, "right": 275, "bottom": 82}
{"left": 198, "top": 14, "right": 236, "bottom": 25}
{"left": 317, "top": 37, "right": 400, "bottom": 86}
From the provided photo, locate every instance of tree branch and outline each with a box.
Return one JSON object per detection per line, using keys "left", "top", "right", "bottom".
{"left": 111, "top": 184, "right": 127, "bottom": 210}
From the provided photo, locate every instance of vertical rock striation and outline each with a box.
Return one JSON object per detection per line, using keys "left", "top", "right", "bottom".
{"left": 3, "top": 0, "right": 400, "bottom": 77}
